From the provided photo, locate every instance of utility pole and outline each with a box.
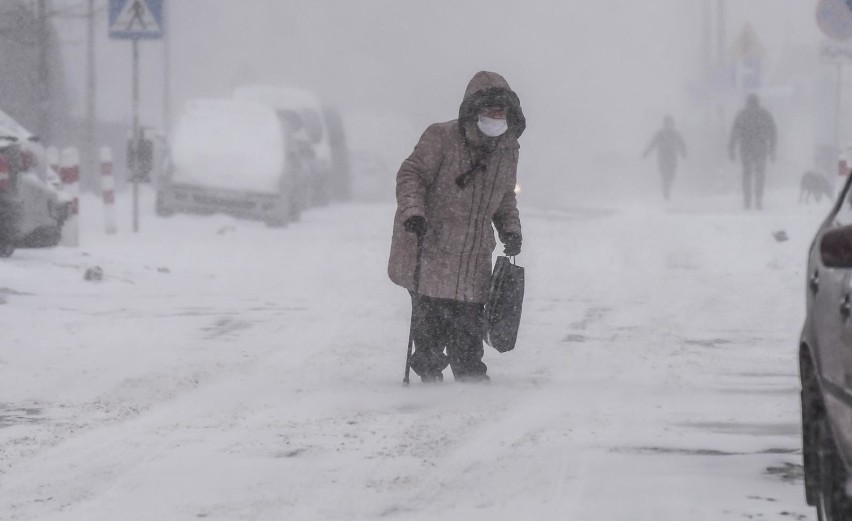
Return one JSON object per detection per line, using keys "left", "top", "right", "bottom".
{"left": 716, "top": 0, "right": 727, "bottom": 144}
{"left": 701, "top": 0, "right": 713, "bottom": 178}
{"left": 85, "top": 0, "right": 97, "bottom": 185}
{"left": 716, "top": 0, "right": 726, "bottom": 69}
{"left": 36, "top": 0, "right": 51, "bottom": 142}
{"left": 835, "top": 62, "right": 843, "bottom": 155}
{"left": 163, "top": 0, "right": 170, "bottom": 136}
{"left": 702, "top": 0, "right": 712, "bottom": 79}
{"left": 132, "top": 37, "right": 140, "bottom": 233}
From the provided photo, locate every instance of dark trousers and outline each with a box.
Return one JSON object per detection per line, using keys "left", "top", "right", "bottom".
{"left": 660, "top": 166, "right": 675, "bottom": 200}
{"left": 742, "top": 156, "right": 767, "bottom": 209}
{"left": 409, "top": 292, "right": 487, "bottom": 380}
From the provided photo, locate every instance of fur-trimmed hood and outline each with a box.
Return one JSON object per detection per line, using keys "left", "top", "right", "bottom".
{"left": 457, "top": 71, "right": 526, "bottom": 142}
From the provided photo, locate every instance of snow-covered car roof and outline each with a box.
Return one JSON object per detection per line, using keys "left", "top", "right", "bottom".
{"left": 170, "top": 99, "right": 287, "bottom": 194}
{"left": 233, "top": 85, "right": 322, "bottom": 112}
{"left": 233, "top": 84, "right": 331, "bottom": 157}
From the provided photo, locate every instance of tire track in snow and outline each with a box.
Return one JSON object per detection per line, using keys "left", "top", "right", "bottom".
{"left": 0, "top": 295, "right": 362, "bottom": 518}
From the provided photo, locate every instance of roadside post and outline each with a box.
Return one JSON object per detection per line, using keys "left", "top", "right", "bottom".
{"left": 100, "top": 147, "right": 117, "bottom": 234}
{"left": 108, "top": 0, "right": 164, "bottom": 233}
{"left": 46, "top": 146, "right": 59, "bottom": 174}
{"left": 59, "top": 148, "right": 80, "bottom": 247}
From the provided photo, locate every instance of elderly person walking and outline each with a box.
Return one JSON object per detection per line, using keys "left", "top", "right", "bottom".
{"left": 388, "top": 71, "right": 525, "bottom": 384}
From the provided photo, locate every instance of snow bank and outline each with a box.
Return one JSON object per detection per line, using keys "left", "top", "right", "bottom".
{"left": 0, "top": 183, "right": 826, "bottom": 520}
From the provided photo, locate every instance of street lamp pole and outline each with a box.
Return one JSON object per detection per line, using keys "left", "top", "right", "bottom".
{"left": 163, "top": 0, "right": 170, "bottom": 137}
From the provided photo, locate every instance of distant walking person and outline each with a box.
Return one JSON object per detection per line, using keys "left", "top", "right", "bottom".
{"left": 728, "top": 93, "right": 777, "bottom": 210}
{"left": 643, "top": 115, "right": 687, "bottom": 200}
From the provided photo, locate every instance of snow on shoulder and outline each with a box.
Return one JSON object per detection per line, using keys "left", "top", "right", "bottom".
{"left": 170, "top": 98, "right": 286, "bottom": 194}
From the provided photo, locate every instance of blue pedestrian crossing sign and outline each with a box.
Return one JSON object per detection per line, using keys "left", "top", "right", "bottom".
{"left": 109, "top": 0, "right": 163, "bottom": 40}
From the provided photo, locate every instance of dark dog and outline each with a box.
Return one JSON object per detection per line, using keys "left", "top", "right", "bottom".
{"left": 800, "top": 171, "right": 834, "bottom": 203}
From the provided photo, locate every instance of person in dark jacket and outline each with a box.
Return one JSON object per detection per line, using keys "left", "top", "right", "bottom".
{"left": 728, "top": 93, "right": 777, "bottom": 210}
{"left": 388, "top": 71, "right": 525, "bottom": 383}
{"left": 643, "top": 115, "right": 687, "bottom": 200}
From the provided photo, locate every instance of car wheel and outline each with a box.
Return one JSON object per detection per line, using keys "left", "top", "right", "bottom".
{"left": 0, "top": 242, "right": 14, "bottom": 258}
{"left": 289, "top": 192, "right": 301, "bottom": 222}
{"left": 802, "top": 354, "right": 823, "bottom": 506}
{"left": 155, "top": 193, "right": 175, "bottom": 217}
{"left": 817, "top": 417, "right": 852, "bottom": 520}
{"left": 265, "top": 215, "right": 288, "bottom": 228}
{"left": 264, "top": 201, "right": 288, "bottom": 229}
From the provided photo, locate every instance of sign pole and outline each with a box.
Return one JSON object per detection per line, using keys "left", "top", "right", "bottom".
{"left": 836, "top": 63, "right": 844, "bottom": 152}
{"left": 109, "top": 0, "right": 165, "bottom": 233}
{"left": 132, "top": 37, "right": 140, "bottom": 233}
{"left": 163, "top": 0, "right": 170, "bottom": 137}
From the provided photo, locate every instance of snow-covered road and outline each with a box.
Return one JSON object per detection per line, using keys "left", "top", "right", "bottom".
{"left": 0, "top": 187, "right": 826, "bottom": 520}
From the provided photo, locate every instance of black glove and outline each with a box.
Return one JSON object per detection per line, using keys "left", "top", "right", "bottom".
{"left": 403, "top": 215, "right": 427, "bottom": 237}
{"left": 502, "top": 233, "right": 522, "bottom": 256}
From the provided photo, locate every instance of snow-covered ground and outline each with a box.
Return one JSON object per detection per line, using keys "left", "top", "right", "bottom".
{"left": 0, "top": 183, "right": 829, "bottom": 520}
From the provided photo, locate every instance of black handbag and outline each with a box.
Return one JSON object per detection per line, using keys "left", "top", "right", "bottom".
{"left": 484, "top": 256, "right": 525, "bottom": 352}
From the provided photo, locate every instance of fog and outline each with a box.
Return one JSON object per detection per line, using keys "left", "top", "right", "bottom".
{"left": 2, "top": 3, "right": 843, "bottom": 518}
{"left": 53, "top": 0, "right": 824, "bottom": 206}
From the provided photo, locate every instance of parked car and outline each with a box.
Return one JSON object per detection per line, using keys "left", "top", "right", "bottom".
{"left": 0, "top": 109, "right": 70, "bottom": 257}
{"left": 233, "top": 85, "right": 334, "bottom": 206}
{"left": 800, "top": 172, "right": 852, "bottom": 519}
{"left": 156, "top": 99, "right": 302, "bottom": 227}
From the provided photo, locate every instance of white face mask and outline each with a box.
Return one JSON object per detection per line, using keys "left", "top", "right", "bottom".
{"left": 477, "top": 115, "right": 508, "bottom": 137}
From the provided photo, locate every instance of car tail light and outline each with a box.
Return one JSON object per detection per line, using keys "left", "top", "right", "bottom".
{"left": 0, "top": 155, "right": 10, "bottom": 191}
{"left": 20, "top": 149, "right": 36, "bottom": 171}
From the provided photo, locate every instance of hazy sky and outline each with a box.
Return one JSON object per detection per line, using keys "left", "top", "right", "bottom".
{"left": 54, "top": 0, "right": 827, "bottom": 201}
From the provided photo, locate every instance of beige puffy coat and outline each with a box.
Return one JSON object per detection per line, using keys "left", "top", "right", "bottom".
{"left": 388, "top": 71, "right": 524, "bottom": 303}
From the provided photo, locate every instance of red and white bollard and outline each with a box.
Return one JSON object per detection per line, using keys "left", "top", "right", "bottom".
{"left": 46, "top": 146, "right": 59, "bottom": 175}
{"left": 100, "top": 147, "right": 117, "bottom": 234}
{"left": 59, "top": 147, "right": 80, "bottom": 247}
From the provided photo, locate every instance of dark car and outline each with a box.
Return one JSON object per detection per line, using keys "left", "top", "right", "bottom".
{"left": 0, "top": 110, "right": 70, "bottom": 257}
{"left": 800, "top": 172, "right": 852, "bottom": 519}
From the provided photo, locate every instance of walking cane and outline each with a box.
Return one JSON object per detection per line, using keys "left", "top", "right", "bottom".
{"left": 403, "top": 232, "right": 424, "bottom": 386}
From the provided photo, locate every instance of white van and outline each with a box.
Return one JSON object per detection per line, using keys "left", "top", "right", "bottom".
{"left": 233, "top": 85, "right": 333, "bottom": 206}
{"left": 156, "top": 99, "right": 301, "bottom": 226}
